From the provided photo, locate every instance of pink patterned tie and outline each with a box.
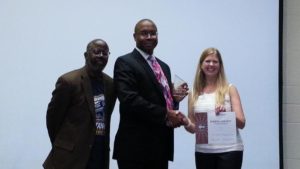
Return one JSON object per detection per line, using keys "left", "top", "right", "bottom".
{"left": 148, "top": 56, "right": 173, "bottom": 110}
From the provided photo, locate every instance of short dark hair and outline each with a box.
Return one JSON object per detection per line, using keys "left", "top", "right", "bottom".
{"left": 134, "top": 19, "right": 157, "bottom": 33}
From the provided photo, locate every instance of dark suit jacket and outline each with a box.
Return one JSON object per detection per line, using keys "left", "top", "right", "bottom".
{"left": 112, "top": 49, "right": 175, "bottom": 162}
{"left": 43, "top": 66, "right": 116, "bottom": 169}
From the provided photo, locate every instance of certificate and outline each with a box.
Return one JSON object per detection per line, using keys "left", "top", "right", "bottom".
{"left": 195, "top": 112, "right": 237, "bottom": 144}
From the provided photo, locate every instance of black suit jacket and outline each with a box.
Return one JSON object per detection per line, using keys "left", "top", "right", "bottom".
{"left": 112, "top": 49, "right": 175, "bottom": 161}
{"left": 43, "top": 66, "right": 116, "bottom": 169}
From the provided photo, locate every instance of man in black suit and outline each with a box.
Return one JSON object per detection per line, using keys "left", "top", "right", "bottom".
{"left": 113, "top": 19, "right": 188, "bottom": 169}
{"left": 43, "top": 39, "right": 116, "bottom": 169}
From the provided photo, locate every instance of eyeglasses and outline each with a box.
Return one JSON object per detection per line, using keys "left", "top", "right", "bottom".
{"left": 138, "top": 31, "right": 158, "bottom": 38}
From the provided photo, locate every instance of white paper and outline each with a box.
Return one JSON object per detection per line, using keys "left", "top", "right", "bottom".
{"left": 207, "top": 111, "right": 237, "bottom": 144}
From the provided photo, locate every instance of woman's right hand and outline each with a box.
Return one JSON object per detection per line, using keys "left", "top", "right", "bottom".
{"left": 215, "top": 104, "right": 226, "bottom": 115}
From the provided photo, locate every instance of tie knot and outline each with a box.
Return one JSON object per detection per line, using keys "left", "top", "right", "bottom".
{"left": 148, "top": 55, "right": 155, "bottom": 61}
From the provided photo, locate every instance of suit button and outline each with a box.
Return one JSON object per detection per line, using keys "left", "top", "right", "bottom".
{"left": 89, "top": 144, "right": 93, "bottom": 149}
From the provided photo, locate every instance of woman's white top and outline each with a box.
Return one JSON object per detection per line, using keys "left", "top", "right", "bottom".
{"left": 194, "top": 87, "right": 244, "bottom": 153}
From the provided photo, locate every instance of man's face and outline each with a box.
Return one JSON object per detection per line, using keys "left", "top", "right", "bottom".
{"left": 85, "top": 40, "right": 109, "bottom": 73}
{"left": 134, "top": 20, "right": 158, "bottom": 55}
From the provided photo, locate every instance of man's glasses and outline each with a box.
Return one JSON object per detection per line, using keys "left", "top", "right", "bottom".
{"left": 138, "top": 31, "right": 158, "bottom": 38}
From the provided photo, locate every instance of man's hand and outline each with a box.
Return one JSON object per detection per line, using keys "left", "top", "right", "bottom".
{"left": 166, "top": 110, "right": 188, "bottom": 128}
{"left": 176, "top": 112, "right": 189, "bottom": 126}
{"left": 172, "top": 83, "right": 189, "bottom": 102}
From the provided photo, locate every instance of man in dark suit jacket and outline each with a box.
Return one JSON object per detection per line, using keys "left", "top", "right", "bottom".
{"left": 43, "top": 39, "right": 116, "bottom": 169}
{"left": 113, "top": 19, "right": 188, "bottom": 169}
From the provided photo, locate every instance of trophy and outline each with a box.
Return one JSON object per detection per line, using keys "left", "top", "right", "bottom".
{"left": 173, "top": 74, "right": 188, "bottom": 97}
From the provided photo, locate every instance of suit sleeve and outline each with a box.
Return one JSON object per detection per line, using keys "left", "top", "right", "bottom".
{"left": 114, "top": 57, "right": 167, "bottom": 126}
{"left": 46, "top": 77, "right": 72, "bottom": 143}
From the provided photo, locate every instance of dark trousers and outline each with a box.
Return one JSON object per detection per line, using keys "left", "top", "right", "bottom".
{"left": 195, "top": 151, "right": 243, "bottom": 169}
{"left": 117, "top": 159, "right": 168, "bottom": 169}
{"left": 86, "top": 136, "right": 105, "bottom": 169}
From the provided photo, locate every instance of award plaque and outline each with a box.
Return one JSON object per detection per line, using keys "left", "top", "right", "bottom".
{"left": 173, "top": 74, "right": 187, "bottom": 96}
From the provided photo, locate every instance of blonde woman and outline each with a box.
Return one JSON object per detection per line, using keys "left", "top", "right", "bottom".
{"left": 183, "top": 48, "right": 246, "bottom": 169}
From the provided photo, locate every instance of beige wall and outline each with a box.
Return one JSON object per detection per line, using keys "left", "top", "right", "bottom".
{"left": 283, "top": 0, "right": 300, "bottom": 169}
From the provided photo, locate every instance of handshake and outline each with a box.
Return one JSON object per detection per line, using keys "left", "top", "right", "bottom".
{"left": 166, "top": 109, "right": 190, "bottom": 128}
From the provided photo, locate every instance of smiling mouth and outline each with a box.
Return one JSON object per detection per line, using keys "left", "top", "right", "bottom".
{"left": 96, "top": 61, "right": 103, "bottom": 65}
{"left": 144, "top": 43, "right": 155, "bottom": 48}
{"left": 94, "top": 58, "right": 105, "bottom": 65}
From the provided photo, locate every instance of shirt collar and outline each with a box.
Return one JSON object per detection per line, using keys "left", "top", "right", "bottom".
{"left": 135, "top": 47, "right": 154, "bottom": 60}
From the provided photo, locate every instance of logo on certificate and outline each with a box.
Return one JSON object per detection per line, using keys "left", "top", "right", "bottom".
{"left": 195, "top": 113, "right": 208, "bottom": 144}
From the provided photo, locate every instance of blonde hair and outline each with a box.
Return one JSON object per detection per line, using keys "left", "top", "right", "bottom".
{"left": 190, "top": 47, "right": 229, "bottom": 107}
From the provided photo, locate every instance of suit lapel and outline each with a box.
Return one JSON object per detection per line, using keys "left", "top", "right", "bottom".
{"left": 80, "top": 67, "right": 96, "bottom": 123}
{"left": 132, "top": 49, "right": 170, "bottom": 97}
{"left": 102, "top": 74, "right": 111, "bottom": 114}
{"left": 132, "top": 49, "right": 163, "bottom": 94}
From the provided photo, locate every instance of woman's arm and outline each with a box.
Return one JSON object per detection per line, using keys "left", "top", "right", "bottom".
{"left": 184, "top": 92, "right": 196, "bottom": 133}
{"left": 229, "top": 85, "right": 246, "bottom": 129}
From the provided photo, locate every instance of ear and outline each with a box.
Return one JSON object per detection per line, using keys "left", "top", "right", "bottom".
{"left": 84, "top": 52, "right": 88, "bottom": 59}
{"left": 133, "top": 33, "right": 137, "bottom": 41}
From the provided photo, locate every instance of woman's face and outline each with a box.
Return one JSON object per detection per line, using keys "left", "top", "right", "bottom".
{"left": 201, "top": 54, "right": 220, "bottom": 78}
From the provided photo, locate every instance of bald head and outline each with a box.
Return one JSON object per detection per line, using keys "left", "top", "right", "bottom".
{"left": 134, "top": 19, "right": 157, "bottom": 34}
{"left": 86, "top": 39, "right": 109, "bottom": 52}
